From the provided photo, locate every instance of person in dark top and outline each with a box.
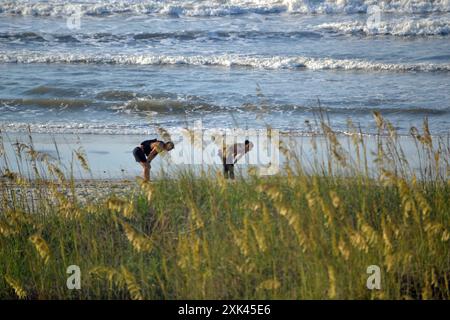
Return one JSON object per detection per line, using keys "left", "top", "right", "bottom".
{"left": 133, "top": 139, "right": 174, "bottom": 181}
{"left": 218, "top": 140, "right": 253, "bottom": 179}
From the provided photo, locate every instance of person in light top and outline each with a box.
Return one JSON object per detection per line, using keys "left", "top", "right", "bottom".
{"left": 218, "top": 140, "right": 253, "bottom": 180}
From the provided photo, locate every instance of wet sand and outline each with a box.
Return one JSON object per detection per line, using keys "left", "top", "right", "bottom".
{"left": 0, "top": 131, "right": 431, "bottom": 180}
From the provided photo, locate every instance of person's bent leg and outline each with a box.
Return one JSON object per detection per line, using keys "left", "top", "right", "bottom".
{"left": 223, "top": 158, "right": 229, "bottom": 179}
{"left": 144, "top": 162, "right": 150, "bottom": 181}
{"left": 140, "top": 161, "right": 150, "bottom": 181}
{"left": 223, "top": 164, "right": 229, "bottom": 179}
{"left": 229, "top": 164, "right": 235, "bottom": 180}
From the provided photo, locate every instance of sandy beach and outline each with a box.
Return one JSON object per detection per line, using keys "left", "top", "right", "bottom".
{"left": 1, "top": 130, "right": 433, "bottom": 181}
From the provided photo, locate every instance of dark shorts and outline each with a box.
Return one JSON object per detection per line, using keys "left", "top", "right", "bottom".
{"left": 133, "top": 147, "right": 147, "bottom": 163}
{"left": 223, "top": 163, "right": 234, "bottom": 171}
{"left": 223, "top": 163, "right": 235, "bottom": 179}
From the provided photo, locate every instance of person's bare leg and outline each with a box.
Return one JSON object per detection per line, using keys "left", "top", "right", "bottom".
{"left": 229, "top": 164, "right": 235, "bottom": 180}
{"left": 140, "top": 162, "right": 150, "bottom": 181}
{"left": 223, "top": 163, "right": 228, "bottom": 179}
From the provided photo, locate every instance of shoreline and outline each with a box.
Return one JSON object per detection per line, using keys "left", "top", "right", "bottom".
{"left": 2, "top": 127, "right": 449, "bottom": 138}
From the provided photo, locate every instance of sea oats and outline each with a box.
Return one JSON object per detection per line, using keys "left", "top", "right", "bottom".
{"left": 121, "top": 266, "right": 144, "bottom": 300}
{"left": 257, "top": 279, "right": 280, "bottom": 291}
{"left": 90, "top": 266, "right": 122, "bottom": 286}
{"left": 5, "top": 275, "right": 27, "bottom": 299}
{"left": 121, "top": 220, "right": 152, "bottom": 253}
{"left": 0, "top": 221, "right": 18, "bottom": 237}
{"left": 74, "top": 147, "right": 90, "bottom": 172}
{"left": 29, "top": 234, "right": 51, "bottom": 264}
{"left": 327, "top": 266, "right": 337, "bottom": 299}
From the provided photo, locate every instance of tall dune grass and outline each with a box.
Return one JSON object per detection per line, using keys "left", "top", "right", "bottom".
{"left": 0, "top": 114, "right": 449, "bottom": 299}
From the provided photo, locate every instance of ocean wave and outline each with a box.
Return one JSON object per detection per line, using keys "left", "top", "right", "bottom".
{"left": 0, "top": 95, "right": 214, "bottom": 114}
{"left": 0, "top": 30, "right": 323, "bottom": 45}
{"left": 2, "top": 52, "right": 450, "bottom": 72}
{"left": 0, "top": 98, "right": 92, "bottom": 109}
{"left": 95, "top": 90, "right": 139, "bottom": 101}
{"left": 0, "top": 31, "right": 46, "bottom": 42}
{"left": 24, "top": 85, "right": 82, "bottom": 97}
{"left": 112, "top": 97, "right": 213, "bottom": 114}
{"left": 317, "top": 18, "right": 450, "bottom": 36}
{"left": 291, "top": 105, "right": 450, "bottom": 115}
{"left": 1, "top": 0, "right": 449, "bottom": 17}
{"left": 95, "top": 90, "right": 202, "bottom": 101}
{"left": 3, "top": 94, "right": 448, "bottom": 117}
{"left": 240, "top": 103, "right": 450, "bottom": 116}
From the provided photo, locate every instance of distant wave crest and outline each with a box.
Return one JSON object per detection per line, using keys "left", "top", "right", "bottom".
{"left": 1, "top": 0, "right": 450, "bottom": 17}
{"left": 317, "top": 18, "right": 450, "bottom": 36}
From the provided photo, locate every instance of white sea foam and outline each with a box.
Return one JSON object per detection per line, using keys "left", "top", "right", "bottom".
{"left": 0, "top": 121, "right": 156, "bottom": 135}
{"left": 1, "top": 51, "right": 449, "bottom": 72}
{"left": 1, "top": 0, "right": 449, "bottom": 17}
{"left": 317, "top": 18, "right": 450, "bottom": 36}
{"left": 0, "top": 121, "right": 295, "bottom": 136}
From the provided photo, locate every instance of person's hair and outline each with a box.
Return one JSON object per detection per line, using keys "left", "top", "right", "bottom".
{"left": 245, "top": 140, "right": 250, "bottom": 145}
{"left": 165, "top": 141, "right": 175, "bottom": 150}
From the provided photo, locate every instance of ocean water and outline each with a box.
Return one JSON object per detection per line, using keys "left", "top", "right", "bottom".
{"left": 1, "top": 0, "right": 450, "bottom": 136}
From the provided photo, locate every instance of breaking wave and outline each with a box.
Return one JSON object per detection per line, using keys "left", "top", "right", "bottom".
{"left": 1, "top": 0, "right": 450, "bottom": 17}
{"left": 317, "top": 18, "right": 450, "bottom": 36}
{"left": 112, "top": 97, "right": 213, "bottom": 114}
{"left": 2, "top": 52, "right": 450, "bottom": 72}
{"left": 2, "top": 94, "right": 448, "bottom": 116}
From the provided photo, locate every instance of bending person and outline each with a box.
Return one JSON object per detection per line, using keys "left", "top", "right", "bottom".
{"left": 133, "top": 138, "right": 174, "bottom": 181}
{"left": 218, "top": 140, "right": 253, "bottom": 179}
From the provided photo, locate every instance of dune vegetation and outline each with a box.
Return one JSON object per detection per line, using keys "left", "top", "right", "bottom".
{"left": 0, "top": 113, "right": 449, "bottom": 299}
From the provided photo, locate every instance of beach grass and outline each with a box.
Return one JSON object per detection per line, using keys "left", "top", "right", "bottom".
{"left": 0, "top": 114, "right": 449, "bottom": 299}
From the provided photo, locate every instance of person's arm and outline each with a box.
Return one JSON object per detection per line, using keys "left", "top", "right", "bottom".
{"left": 138, "top": 144, "right": 149, "bottom": 164}
{"left": 233, "top": 144, "right": 246, "bottom": 164}
{"left": 146, "top": 142, "right": 164, "bottom": 163}
{"left": 234, "top": 153, "right": 244, "bottom": 164}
